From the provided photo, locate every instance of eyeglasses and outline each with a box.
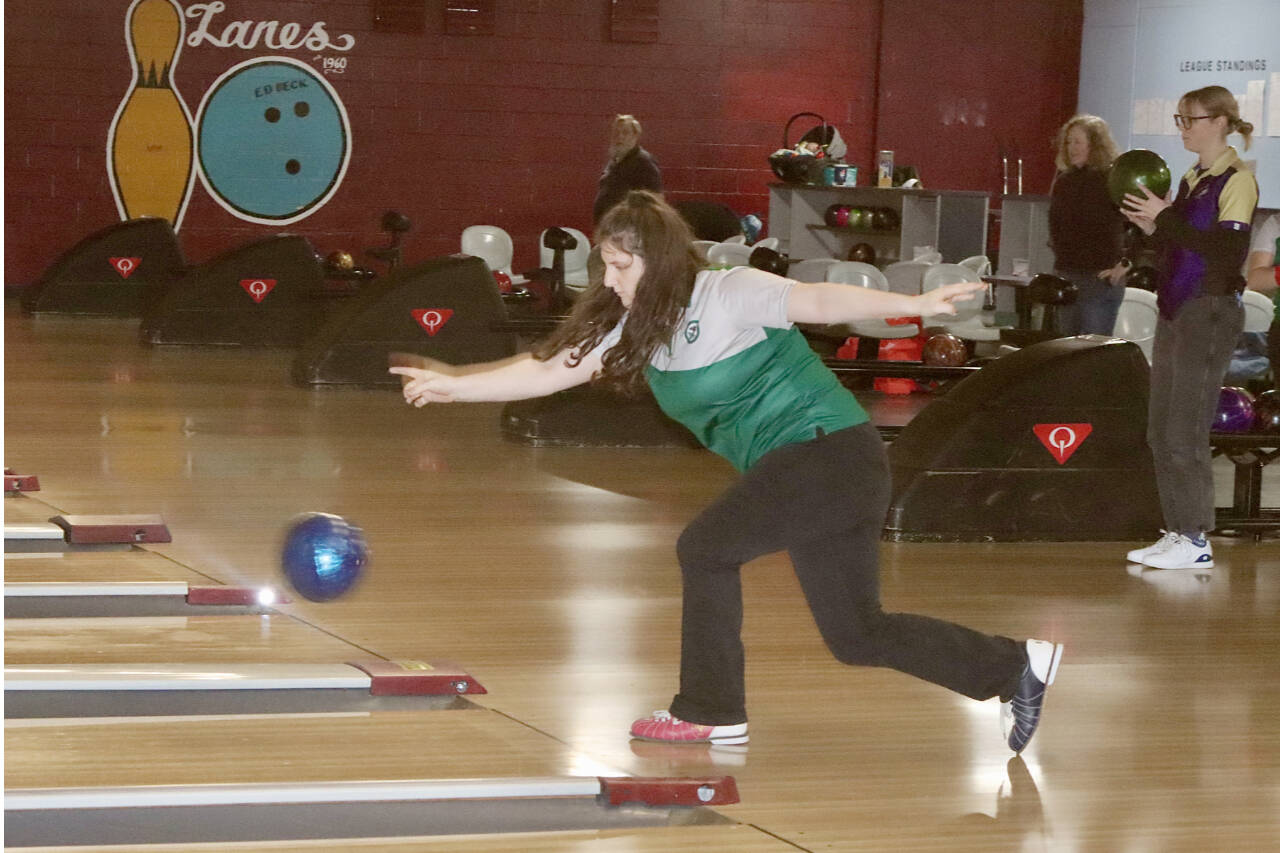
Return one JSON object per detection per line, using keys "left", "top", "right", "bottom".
{"left": 1173, "top": 114, "right": 1216, "bottom": 130}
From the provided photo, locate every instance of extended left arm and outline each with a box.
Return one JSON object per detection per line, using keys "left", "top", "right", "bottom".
{"left": 786, "top": 280, "right": 984, "bottom": 325}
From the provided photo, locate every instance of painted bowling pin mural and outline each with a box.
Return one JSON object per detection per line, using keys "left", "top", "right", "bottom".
{"left": 107, "top": 0, "right": 196, "bottom": 229}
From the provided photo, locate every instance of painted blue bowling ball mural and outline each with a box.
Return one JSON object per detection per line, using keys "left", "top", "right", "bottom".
{"left": 281, "top": 512, "right": 368, "bottom": 602}
{"left": 196, "top": 57, "right": 350, "bottom": 224}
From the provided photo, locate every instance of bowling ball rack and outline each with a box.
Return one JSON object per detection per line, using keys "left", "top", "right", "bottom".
{"left": 1210, "top": 432, "right": 1280, "bottom": 540}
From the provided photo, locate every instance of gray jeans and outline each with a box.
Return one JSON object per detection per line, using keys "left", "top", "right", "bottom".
{"left": 1147, "top": 293, "right": 1244, "bottom": 535}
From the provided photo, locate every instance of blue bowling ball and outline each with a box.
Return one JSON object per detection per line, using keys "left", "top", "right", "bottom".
{"left": 1214, "top": 386, "right": 1256, "bottom": 433}
{"left": 281, "top": 512, "right": 367, "bottom": 601}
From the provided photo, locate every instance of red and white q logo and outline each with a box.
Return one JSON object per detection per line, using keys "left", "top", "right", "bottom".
{"left": 239, "top": 279, "right": 277, "bottom": 303}
{"left": 1033, "top": 423, "right": 1093, "bottom": 465}
{"left": 412, "top": 308, "right": 454, "bottom": 337}
{"left": 109, "top": 257, "right": 140, "bottom": 279}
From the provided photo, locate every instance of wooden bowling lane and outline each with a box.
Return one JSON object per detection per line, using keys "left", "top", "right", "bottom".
{"left": 4, "top": 614, "right": 365, "bottom": 665}
{"left": 3, "top": 710, "right": 614, "bottom": 790}
{"left": 4, "top": 711, "right": 767, "bottom": 849}
{"left": 4, "top": 493, "right": 63, "bottom": 524}
{"left": 4, "top": 549, "right": 225, "bottom": 585}
{"left": 8, "top": 305, "right": 1280, "bottom": 850}
{"left": 7, "top": 824, "right": 795, "bottom": 853}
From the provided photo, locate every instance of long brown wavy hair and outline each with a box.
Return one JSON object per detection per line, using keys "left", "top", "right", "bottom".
{"left": 1052, "top": 114, "right": 1118, "bottom": 172}
{"left": 531, "top": 190, "right": 704, "bottom": 394}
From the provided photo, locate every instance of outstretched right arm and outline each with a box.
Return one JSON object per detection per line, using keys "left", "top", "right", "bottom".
{"left": 389, "top": 347, "right": 605, "bottom": 407}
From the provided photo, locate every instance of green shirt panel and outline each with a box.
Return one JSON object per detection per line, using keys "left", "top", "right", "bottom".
{"left": 646, "top": 326, "right": 868, "bottom": 471}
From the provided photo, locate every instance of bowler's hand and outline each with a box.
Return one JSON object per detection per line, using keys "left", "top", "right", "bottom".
{"left": 916, "top": 281, "right": 986, "bottom": 316}
{"left": 388, "top": 366, "right": 462, "bottom": 406}
{"left": 1121, "top": 185, "right": 1168, "bottom": 235}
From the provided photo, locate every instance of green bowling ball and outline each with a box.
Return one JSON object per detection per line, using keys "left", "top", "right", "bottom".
{"left": 1107, "top": 149, "right": 1171, "bottom": 205}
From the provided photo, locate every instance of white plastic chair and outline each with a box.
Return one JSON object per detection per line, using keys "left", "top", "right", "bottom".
{"left": 692, "top": 239, "right": 717, "bottom": 255}
{"left": 921, "top": 263, "right": 976, "bottom": 292}
{"left": 1242, "top": 289, "right": 1273, "bottom": 334}
{"left": 920, "top": 263, "right": 1002, "bottom": 341}
{"left": 706, "top": 242, "right": 754, "bottom": 268}
{"left": 751, "top": 237, "right": 780, "bottom": 251}
{"left": 883, "top": 260, "right": 932, "bottom": 296}
{"left": 825, "top": 261, "right": 919, "bottom": 340}
{"left": 959, "top": 255, "right": 993, "bottom": 277}
{"left": 540, "top": 227, "right": 591, "bottom": 291}
{"left": 788, "top": 258, "right": 841, "bottom": 283}
{"left": 724, "top": 234, "right": 747, "bottom": 245}
{"left": 1112, "top": 287, "right": 1159, "bottom": 362}
{"left": 461, "top": 225, "right": 514, "bottom": 276}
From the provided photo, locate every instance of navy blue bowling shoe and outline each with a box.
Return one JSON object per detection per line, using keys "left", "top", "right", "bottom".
{"left": 1001, "top": 639, "right": 1064, "bottom": 754}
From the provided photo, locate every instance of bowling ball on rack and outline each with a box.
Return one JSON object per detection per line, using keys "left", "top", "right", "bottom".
{"left": 281, "top": 512, "right": 368, "bottom": 602}
{"left": 325, "top": 251, "right": 356, "bottom": 272}
{"left": 922, "top": 332, "right": 968, "bottom": 366}
{"left": 848, "top": 242, "right": 876, "bottom": 264}
{"left": 1252, "top": 390, "right": 1280, "bottom": 433}
{"left": 824, "top": 204, "right": 850, "bottom": 227}
{"left": 492, "top": 270, "right": 513, "bottom": 293}
{"left": 1125, "top": 265, "right": 1158, "bottom": 292}
{"left": 871, "top": 207, "right": 899, "bottom": 230}
{"left": 1107, "top": 149, "right": 1172, "bottom": 206}
{"left": 1214, "top": 386, "right": 1256, "bottom": 433}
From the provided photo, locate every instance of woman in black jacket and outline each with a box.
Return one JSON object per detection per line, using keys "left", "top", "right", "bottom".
{"left": 1047, "top": 114, "right": 1130, "bottom": 336}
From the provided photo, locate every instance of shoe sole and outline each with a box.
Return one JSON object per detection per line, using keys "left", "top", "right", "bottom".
{"left": 1141, "top": 558, "right": 1214, "bottom": 569}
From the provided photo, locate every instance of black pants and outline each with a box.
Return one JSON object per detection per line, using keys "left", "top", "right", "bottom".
{"left": 668, "top": 423, "right": 1026, "bottom": 725}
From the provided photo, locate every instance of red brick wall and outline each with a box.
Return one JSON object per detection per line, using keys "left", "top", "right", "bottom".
{"left": 3, "top": 0, "right": 1079, "bottom": 286}
{"left": 877, "top": 0, "right": 1083, "bottom": 196}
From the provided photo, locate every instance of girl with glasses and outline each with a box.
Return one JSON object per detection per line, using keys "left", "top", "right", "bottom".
{"left": 1120, "top": 85, "right": 1258, "bottom": 570}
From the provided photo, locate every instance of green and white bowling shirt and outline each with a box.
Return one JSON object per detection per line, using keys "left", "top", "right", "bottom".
{"left": 600, "top": 267, "right": 868, "bottom": 471}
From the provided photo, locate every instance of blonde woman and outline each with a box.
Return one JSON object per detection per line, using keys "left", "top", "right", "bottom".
{"left": 1048, "top": 114, "right": 1128, "bottom": 335}
{"left": 1121, "top": 85, "right": 1258, "bottom": 570}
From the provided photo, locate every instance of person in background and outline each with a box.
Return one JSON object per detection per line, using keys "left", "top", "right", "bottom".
{"left": 592, "top": 114, "right": 663, "bottom": 224}
{"left": 1245, "top": 212, "right": 1279, "bottom": 385}
{"left": 1048, "top": 114, "right": 1130, "bottom": 336}
{"left": 391, "top": 190, "right": 1064, "bottom": 755}
{"left": 1120, "top": 85, "right": 1258, "bottom": 570}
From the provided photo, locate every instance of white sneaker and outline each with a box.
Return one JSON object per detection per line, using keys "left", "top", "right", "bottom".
{"left": 1141, "top": 534, "right": 1213, "bottom": 569}
{"left": 1126, "top": 530, "right": 1178, "bottom": 563}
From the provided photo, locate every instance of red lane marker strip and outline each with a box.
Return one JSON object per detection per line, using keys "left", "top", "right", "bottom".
{"left": 4, "top": 474, "right": 40, "bottom": 492}
{"left": 598, "top": 775, "right": 740, "bottom": 806}
{"left": 50, "top": 514, "right": 172, "bottom": 544}
{"left": 345, "top": 658, "right": 488, "bottom": 696}
{"left": 186, "top": 587, "right": 286, "bottom": 606}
